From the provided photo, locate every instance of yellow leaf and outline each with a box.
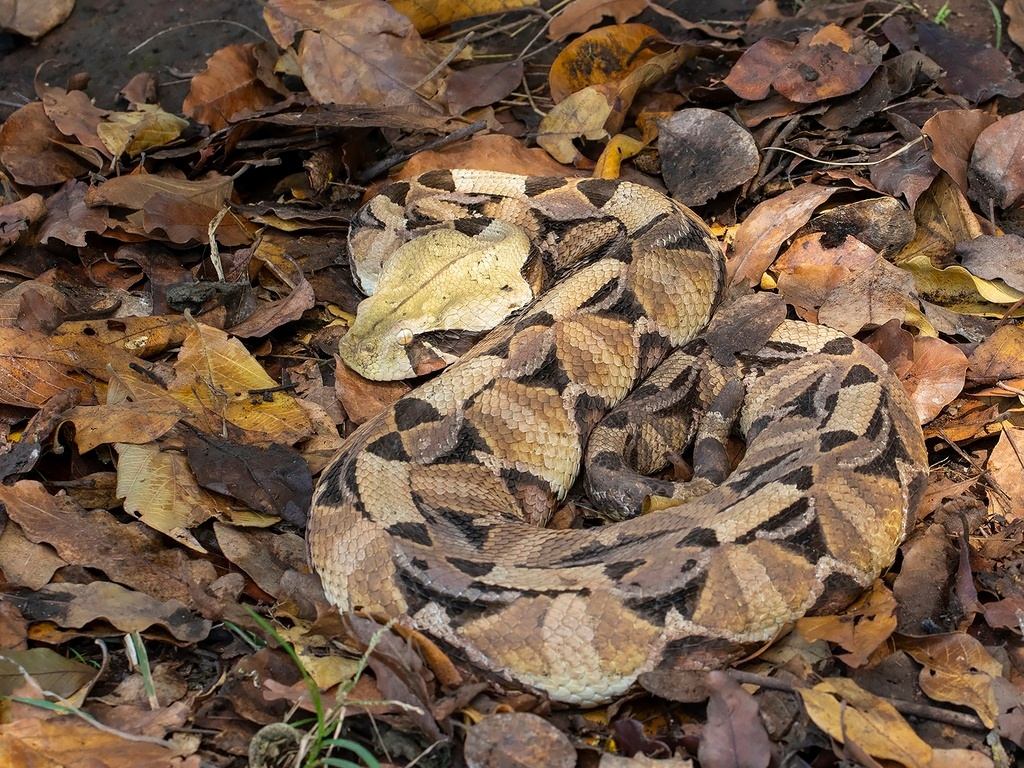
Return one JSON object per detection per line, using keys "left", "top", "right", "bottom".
{"left": 797, "top": 678, "right": 933, "bottom": 768}
{"left": 169, "top": 322, "right": 311, "bottom": 445}
{"left": 391, "top": 0, "right": 538, "bottom": 33}
{"left": 96, "top": 105, "right": 189, "bottom": 158}
{"left": 536, "top": 86, "right": 611, "bottom": 163}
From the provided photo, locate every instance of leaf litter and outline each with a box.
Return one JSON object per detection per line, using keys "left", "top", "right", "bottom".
{"left": 1, "top": 0, "right": 1024, "bottom": 766}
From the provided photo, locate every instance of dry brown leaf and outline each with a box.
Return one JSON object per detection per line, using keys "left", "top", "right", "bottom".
{"left": 986, "top": 427, "right": 1024, "bottom": 520}
{"left": 264, "top": 0, "right": 456, "bottom": 110}
{"left": 38, "top": 180, "right": 109, "bottom": 248}
{"left": 446, "top": 60, "right": 523, "bottom": 116}
{"left": 0, "top": 521, "right": 67, "bottom": 590}
{"left": 168, "top": 322, "right": 312, "bottom": 445}
{"left": 726, "top": 25, "right": 877, "bottom": 104}
{"left": 659, "top": 109, "right": 759, "bottom": 207}
{"left": 115, "top": 442, "right": 223, "bottom": 551}
{"left": 183, "top": 43, "right": 284, "bottom": 131}
{"left": 464, "top": 712, "right": 576, "bottom": 768}
{"left": 536, "top": 86, "right": 613, "bottom": 163}
{"left": 96, "top": 105, "right": 189, "bottom": 159}
{"left": 333, "top": 354, "right": 409, "bottom": 424}
{"left": 0, "top": 480, "right": 213, "bottom": 605}
{"left": 0, "top": 102, "right": 97, "bottom": 187}
{"left": 0, "top": 327, "right": 93, "bottom": 408}
{"left": 921, "top": 109, "right": 999, "bottom": 193}
{"left": 1008, "top": 0, "right": 1024, "bottom": 50}
{"left": 729, "top": 184, "right": 840, "bottom": 287}
{"left": 957, "top": 234, "right": 1024, "bottom": 294}
{"left": 897, "top": 336, "right": 969, "bottom": 424}
{"left": 8, "top": 581, "right": 211, "bottom": 643}
{"left": 0, "top": 647, "right": 96, "bottom": 699}
{"left": 918, "top": 21, "right": 1024, "bottom": 103}
{"left": 698, "top": 671, "right": 771, "bottom": 768}
{"left": 968, "top": 112, "right": 1024, "bottom": 209}
{"left": 0, "top": 193, "right": 46, "bottom": 254}
{"left": 0, "top": 716, "right": 185, "bottom": 767}
{"left": 0, "top": 0, "right": 74, "bottom": 39}
{"left": 797, "top": 581, "right": 898, "bottom": 668}
{"left": 548, "top": 0, "right": 648, "bottom": 40}
{"left": 86, "top": 172, "right": 254, "bottom": 246}
{"left": 901, "top": 634, "right": 1003, "bottom": 727}
{"left": 400, "top": 133, "right": 576, "bottom": 178}
{"left": 967, "top": 324, "right": 1024, "bottom": 388}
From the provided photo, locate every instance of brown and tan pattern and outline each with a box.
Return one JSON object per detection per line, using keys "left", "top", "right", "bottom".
{"left": 308, "top": 170, "right": 928, "bottom": 705}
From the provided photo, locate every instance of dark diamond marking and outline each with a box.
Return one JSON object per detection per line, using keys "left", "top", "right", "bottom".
{"left": 842, "top": 363, "right": 878, "bottom": 387}
{"left": 418, "top": 169, "right": 456, "bottom": 192}
{"left": 366, "top": 432, "right": 411, "bottom": 462}
{"left": 446, "top": 557, "right": 494, "bottom": 578}
{"left": 393, "top": 398, "right": 442, "bottom": 431}
{"left": 524, "top": 176, "right": 567, "bottom": 196}
{"left": 679, "top": 527, "right": 719, "bottom": 547}
{"left": 819, "top": 430, "right": 858, "bottom": 451}
{"left": 577, "top": 178, "right": 620, "bottom": 208}
{"left": 604, "top": 559, "right": 646, "bottom": 581}
{"left": 387, "top": 521, "right": 432, "bottom": 546}
{"left": 821, "top": 337, "right": 856, "bottom": 356}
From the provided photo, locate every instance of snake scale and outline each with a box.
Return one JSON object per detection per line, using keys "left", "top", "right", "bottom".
{"left": 308, "top": 170, "right": 929, "bottom": 705}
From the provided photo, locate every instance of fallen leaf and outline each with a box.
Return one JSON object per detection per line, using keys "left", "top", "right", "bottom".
{"left": 464, "top": 712, "right": 576, "bottom": 768}
{"left": 548, "top": 24, "right": 660, "bottom": 103}
{"left": 729, "top": 184, "right": 840, "bottom": 287}
{"left": 7, "top": 581, "right": 211, "bottom": 643}
{"left": 0, "top": 0, "right": 74, "bottom": 38}
{"left": 0, "top": 102, "right": 96, "bottom": 187}
{"left": 392, "top": 0, "right": 537, "bottom": 34}
{"left": 985, "top": 427, "right": 1024, "bottom": 520}
{"left": 0, "top": 716, "right": 185, "bottom": 767}
{"left": 659, "top": 108, "right": 759, "bottom": 206}
{"left": 797, "top": 677, "right": 934, "bottom": 767}
{"left": 901, "top": 634, "right": 1003, "bottom": 727}
{"left": 968, "top": 111, "right": 1024, "bottom": 209}
{"left": 697, "top": 671, "right": 771, "bottom": 768}
{"left": 183, "top": 42, "right": 284, "bottom": 131}
{"left": 0, "top": 647, "right": 96, "bottom": 698}
{"left": 957, "top": 234, "right": 1024, "bottom": 293}
{"left": 797, "top": 581, "right": 898, "bottom": 668}
{"left": 967, "top": 324, "right": 1024, "bottom": 388}
{"left": 548, "top": 0, "right": 648, "bottom": 40}
{"left": 921, "top": 109, "right": 998, "bottom": 193}
{"left": 917, "top": 21, "right": 1024, "bottom": 103}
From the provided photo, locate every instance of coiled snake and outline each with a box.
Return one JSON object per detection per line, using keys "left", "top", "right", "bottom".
{"left": 308, "top": 170, "right": 928, "bottom": 705}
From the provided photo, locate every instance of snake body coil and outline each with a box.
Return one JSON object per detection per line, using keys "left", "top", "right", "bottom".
{"left": 308, "top": 170, "right": 928, "bottom": 704}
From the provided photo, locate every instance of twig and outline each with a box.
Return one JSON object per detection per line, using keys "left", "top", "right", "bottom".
{"left": 355, "top": 119, "right": 488, "bottom": 183}
{"left": 128, "top": 19, "right": 267, "bottom": 55}
{"left": 764, "top": 136, "right": 924, "bottom": 168}
{"left": 726, "top": 670, "right": 988, "bottom": 730}
{"left": 412, "top": 32, "right": 475, "bottom": 91}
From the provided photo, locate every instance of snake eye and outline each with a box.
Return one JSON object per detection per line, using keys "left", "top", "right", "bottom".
{"left": 396, "top": 328, "right": 414, "bottom": 346}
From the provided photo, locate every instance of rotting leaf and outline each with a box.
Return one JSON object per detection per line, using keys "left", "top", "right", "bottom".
{"left": 548, "top": 23, "right": 660, "bottom": 103}
{"left": 659, "top": 108, "right": 759, "bottom": 207}
{"left": 7, "top": 581, "right": 211, "bottom": 644}
{"left": 464, "top": 712, "right": 576, "bottom": 768}
{"left": 968, "top": 112, "right": 1024, "bottom": 209}
{"left": 697, "top": 671, "right": 771, "bottom": 768}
